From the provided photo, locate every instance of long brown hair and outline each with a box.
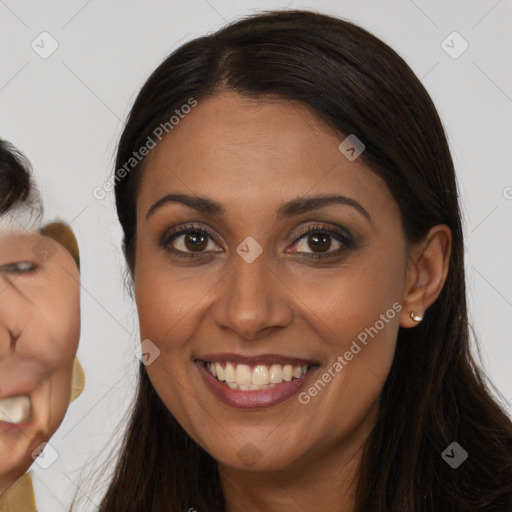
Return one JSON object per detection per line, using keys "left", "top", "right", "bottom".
{"left": 97, "top": 9, "right": 512, "bottom": 511}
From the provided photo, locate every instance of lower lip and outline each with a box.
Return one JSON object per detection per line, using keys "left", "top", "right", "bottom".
{"left": 0, "top": 420, "right": 33, "bottom": 433}
{"left": 196, "top": 361, "right": 319, "bottom": 409}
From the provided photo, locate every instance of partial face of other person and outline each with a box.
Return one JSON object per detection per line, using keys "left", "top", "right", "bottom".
{"left": 132, "top": 91, "right": 450, "bottom": 473}
{"left": 0, "top": 229, "right": 80, "bottom": 493}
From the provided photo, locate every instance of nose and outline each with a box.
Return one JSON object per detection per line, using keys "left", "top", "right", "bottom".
{"left": 210, "top": 251, "right": 293, "bottom": 340}
{"left": 0, "top": 272, "right": 31, "bottom": 357}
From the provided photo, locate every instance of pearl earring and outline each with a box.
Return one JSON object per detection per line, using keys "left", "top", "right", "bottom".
{"left": 410, "top": 311, "right": 423, "bottom": 322}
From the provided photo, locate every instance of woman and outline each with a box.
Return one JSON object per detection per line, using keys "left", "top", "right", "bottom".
{"left": 99, "top": 9, "right": 512, "bottom": 512}
{"left": 0, "top": 139, "right": 84, "bottom": 511}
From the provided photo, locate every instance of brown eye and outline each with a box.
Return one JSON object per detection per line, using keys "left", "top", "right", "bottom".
{"left": 183, "top": 232, "right": 208, "bottom": 252}
{"left": 287, "top": 224, "right": 354, "bottom": 259}
{"left": 160, "top": 224, "right": 222, "bottom": 258}
{"left": 307, "top": 232, "right": 331, "bottom": 253}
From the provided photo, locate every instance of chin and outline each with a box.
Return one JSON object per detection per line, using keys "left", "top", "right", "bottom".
{"left": 202, "top": 436, "right": 306, "bottom": 474}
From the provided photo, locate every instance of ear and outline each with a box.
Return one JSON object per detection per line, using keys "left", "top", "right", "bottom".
{"left": 399, "top": 224, "right": 451, "bottom": 328}
{"left": 71, "top": 357, "right": 85, "bottom": 401}
{"left": 39, "top": 221, "right": 80, "bottom": 270}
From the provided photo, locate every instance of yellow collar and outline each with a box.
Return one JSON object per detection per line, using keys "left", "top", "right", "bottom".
{"left": 0, "top": 473, "right": 37, "bottom": 512}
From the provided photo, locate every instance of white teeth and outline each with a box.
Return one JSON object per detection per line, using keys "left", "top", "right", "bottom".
{"left": 252, "top": 365, "right": 269, "bottom": 385}
{"left": 269, "top": 364, "right": 283, "bottom": 383}
{"left": 228, "top": 382, "right": 276, "bottom": 391}
{"left": 224, "top": 362, "right": 235, "bottom": 383}
{"left": 206, "top": 361, "right": 310, "bottom": 389}
{"left": 0, "top": 395, "right": 32, "bottom": 424}
{"left": 250, "top": 384, "right": 269, "bottom": 390}
{"left": 215, "top": 362, "right": 225, "bottom": 381}
{"left": 235, "top": 364, "right": 252, "bottom": 385}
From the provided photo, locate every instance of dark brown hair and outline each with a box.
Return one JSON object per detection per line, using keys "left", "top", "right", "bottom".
{"left": 0, "top": 139, "right": 80, "bottom": 269}
{"left": 0, "top": 139, "right": 32, "bottom": 215}
{"left": 99, "top": 9, "right": 512, "bottom": 511}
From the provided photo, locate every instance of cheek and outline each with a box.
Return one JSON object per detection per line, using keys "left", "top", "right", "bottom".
{"left": 134, "top": 245, "right": 217, "bottom": 350}
{"left": 290, "top": 250, "right": 404, "bottom": 347}
{"left": 33, "top": 284, "right": 81, "bottom": 365}
{"left": 21, "top": 269, "right": 81, "bottom": 410}
{"left": 290, "top": 245, "right": 404, "bottom": 412}
{"left": 44, "top": 303, "right": 80, "bottom": 435}
{"left": 41, "top": 287, "right": 80, "bottom": 426}
{"left": 134, "top": 269, "right": 211, "bottom": 420}
{"left": 47, "top": 363, "right": 75, "bottom": 432}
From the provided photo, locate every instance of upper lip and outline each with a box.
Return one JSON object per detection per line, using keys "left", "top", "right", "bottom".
{"left": 195, "top": 353, "right": 320, "bottom": 366}
{"left": 0, "top": 380, "right": 37, "bottom": 401}
{"left": 0, "top": 389, "right": 34, "bottom": 401}
{"left": 0, "top": 361, "right": 45, "bottom": 400}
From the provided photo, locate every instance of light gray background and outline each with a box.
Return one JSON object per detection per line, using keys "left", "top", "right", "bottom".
{"left": 1, "top": 0, "right": 511, "bottom": 509}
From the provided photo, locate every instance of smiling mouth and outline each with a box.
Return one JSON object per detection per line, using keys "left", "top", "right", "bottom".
{"left": 200, "top": 361, "right": 316, "bottom": 391}
{"left": 0, "top": 395, "right": 33, "bottom": 424}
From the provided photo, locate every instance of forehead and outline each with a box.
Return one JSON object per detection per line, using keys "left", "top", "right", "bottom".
{"left": 137, "top": 92, "right": 396, "bottom": 220}
{"left": 0, "top": 230, "right": 41, "bottom": 248}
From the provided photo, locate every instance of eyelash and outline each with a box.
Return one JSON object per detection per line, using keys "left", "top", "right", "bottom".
{"left": 0, "top": 262, "right": 38, "bottom": 274}
{"left": 159, "top": 223, "right": 354, "bottom": 260}
{"left": 291, "top": 224, "right": 354, "bottom": 259}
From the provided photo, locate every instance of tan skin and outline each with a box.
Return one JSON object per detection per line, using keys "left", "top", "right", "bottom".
{"left": 0, "top": 231, "right": 80, "bottom": 494}
{"left": 133, "top": 91, "right": 451, "bottom": 511}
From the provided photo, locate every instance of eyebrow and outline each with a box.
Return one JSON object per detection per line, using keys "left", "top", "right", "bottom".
{"left": 146, "top": 193, "right": 371, "bottom": 223}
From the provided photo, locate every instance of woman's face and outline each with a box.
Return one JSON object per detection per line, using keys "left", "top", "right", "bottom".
{"left": 133, "top": 92, "right": 419, "bottom": 472}
{"left": 0, "top": 230, "right": 80, "bottom": 492}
